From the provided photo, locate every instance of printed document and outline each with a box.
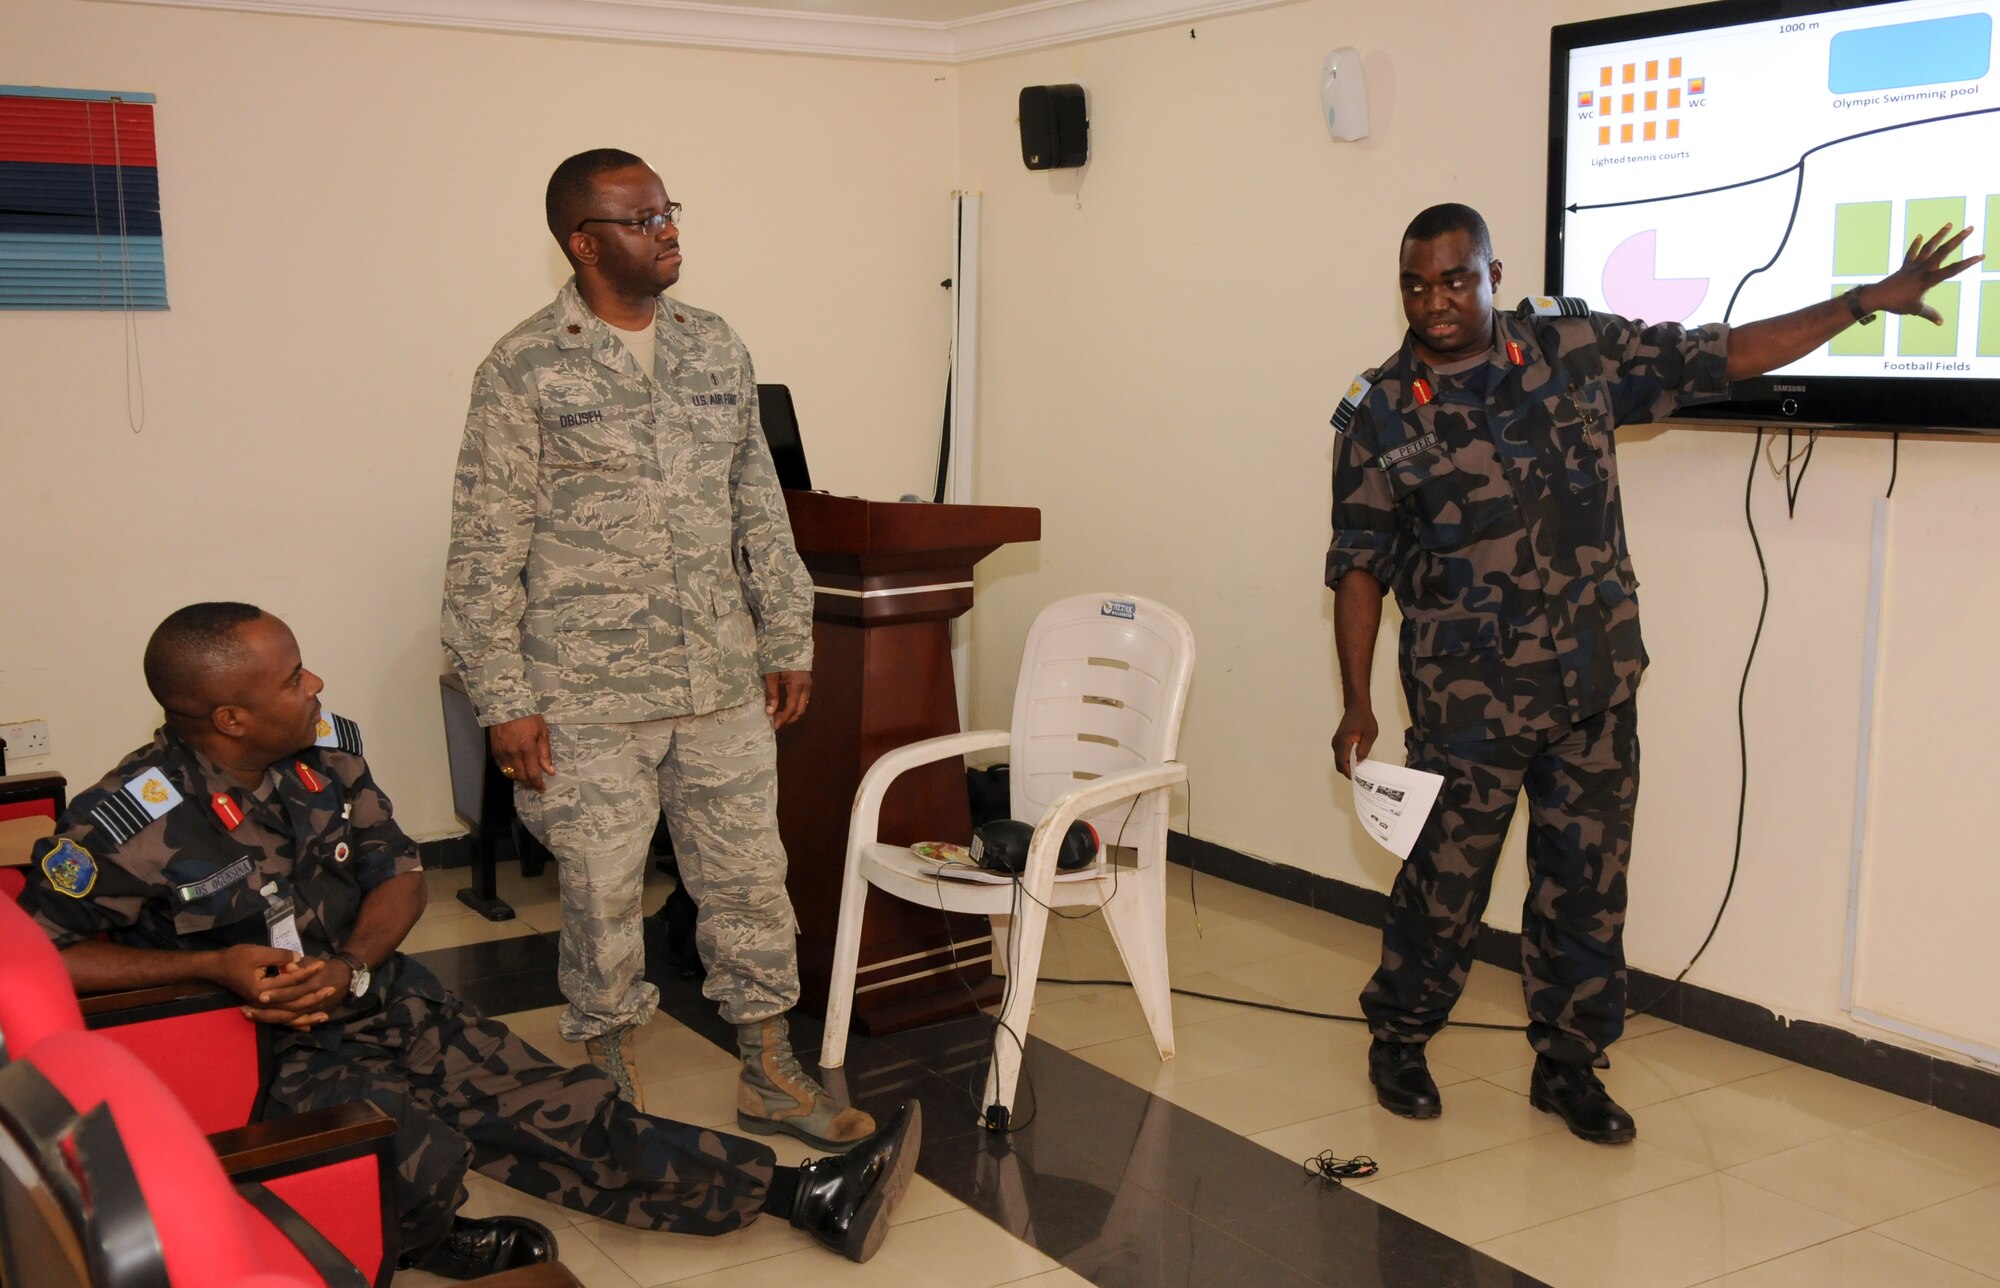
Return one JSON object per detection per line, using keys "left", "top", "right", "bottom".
{"left": 1350, "top": 759, "right": 1444, "bottom": 861}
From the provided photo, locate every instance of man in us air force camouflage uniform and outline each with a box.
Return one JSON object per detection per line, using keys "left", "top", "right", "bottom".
{"left": 441, "top": 148, "right": 870, "bottom": 1151}
{"left": 1328, "top": 204, "right": 1979, "bottom": 1143}
{"left": 22, "top": 604, "right": 921, "bottom": 1276}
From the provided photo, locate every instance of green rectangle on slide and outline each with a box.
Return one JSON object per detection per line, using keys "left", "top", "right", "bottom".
{"left": 1905, "top": 196, "right": 1967, "bottom": 264}
{"left": 1987, "top": 195, "right": 2000, "bottom": 272}
{"left": 1898, "top": 281, "right": 1960, "bottom": 356}
{"left": 1979, "top": 281, "right": 2000, "bottom": 357}
{"left": 1833, "top": 202, "right": 1892, "bottom": 276}
{"left": 1830, "top": 286, "right": 1885, "bottom": 355}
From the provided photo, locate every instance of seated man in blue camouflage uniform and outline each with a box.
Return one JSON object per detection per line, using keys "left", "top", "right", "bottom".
{"left": 20, "top": 602, "right": 921, "bottom": 1278}
{"left": 1327, "top": 204, "right": 1977, "bottom": 1144}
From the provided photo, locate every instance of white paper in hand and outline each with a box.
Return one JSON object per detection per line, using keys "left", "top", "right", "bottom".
{"left": 1350, "top": 759, "right": 1444, "bottom": 861}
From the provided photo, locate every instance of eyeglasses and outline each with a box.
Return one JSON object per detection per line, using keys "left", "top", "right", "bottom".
{"left": 574, "top": 203, "right": 683, "bottom": 236}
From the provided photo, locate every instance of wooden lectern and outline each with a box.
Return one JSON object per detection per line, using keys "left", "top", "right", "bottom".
{"left": 776, "top": 492, "right": 1039, "bottom": 1035}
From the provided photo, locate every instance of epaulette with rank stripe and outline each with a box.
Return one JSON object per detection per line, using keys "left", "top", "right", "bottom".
{"left": 1521, "top": 295, "right": 1590, "bottom": 319}
{"left": 313, "top": 712, "right": 363, "bottom": 756}
{"left": 1330, "top": 373, "right": 1373, "bottom": 435}
{"left": 89, "top": 766, "right": 183, "bottom": 847}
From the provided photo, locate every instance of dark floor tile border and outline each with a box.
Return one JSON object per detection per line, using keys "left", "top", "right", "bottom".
{"left": 639, "top": 922, "right": 1539, "bottom": 1287}
{"left": 1169, "top": 832, "right": 2000, "bottom": 1129}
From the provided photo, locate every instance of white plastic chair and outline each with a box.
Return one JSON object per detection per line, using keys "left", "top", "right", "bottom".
{"left": 821, "top": 592, "right": 1195, "bottom": 1119}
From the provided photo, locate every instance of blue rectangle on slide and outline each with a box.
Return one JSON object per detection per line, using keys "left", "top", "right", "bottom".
{"left": 1829, "top": 13, "right": 1991, "bottom": 93}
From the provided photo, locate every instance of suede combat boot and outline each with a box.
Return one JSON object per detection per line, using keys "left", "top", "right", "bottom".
{"left": 1368, "top": 1038, "right": 1442, "bottom": 1119}
{"left": 736, "top": 1016, "right": 874, "bottom": 1150}
{"left": 1530, "top": 1055, "right": 1636, "bottom": 1144}
{"left": 585, "top": 1024, "right": 645, "bottom": 1112}
{"left": 788, "top": 1101, "right": 922, "bottom": 1263}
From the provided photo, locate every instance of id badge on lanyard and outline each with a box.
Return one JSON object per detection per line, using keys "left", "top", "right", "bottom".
{"left": 261, "top": 881, "right": 305, "bottom": 955}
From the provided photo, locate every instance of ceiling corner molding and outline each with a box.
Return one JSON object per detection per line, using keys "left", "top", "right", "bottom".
{"left": 945, "top": 0, "right": 1294, "bottom": 62}
{"left": 92, "top": 0, "right": 1300, "bottom": 62}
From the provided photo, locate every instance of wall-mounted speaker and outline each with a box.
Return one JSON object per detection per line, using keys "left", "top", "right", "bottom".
{"left": 1019, "top": 84, "right": 1088, "bottom": 170}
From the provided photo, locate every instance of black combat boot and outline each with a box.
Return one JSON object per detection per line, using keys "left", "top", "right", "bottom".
{"left": 787, "top": 1100, "right": 921, "bottom": 1263}
{"left": 1530, "top": 1055, "right": 1636, "bottom": 1144}
{"left": 1369, "top": 1038, "right": 1442, "bottom": 1119}
{"left": 400, "top": 1215, "right": 556, "bottom": 1279}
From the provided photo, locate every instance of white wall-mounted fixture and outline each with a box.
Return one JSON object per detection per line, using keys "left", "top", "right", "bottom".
{"left": 1321, "top": 47, "right": 1369, "bottom": 142}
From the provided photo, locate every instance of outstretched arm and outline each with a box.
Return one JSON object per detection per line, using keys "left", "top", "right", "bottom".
{"left": 1726, "top": 224, "right": 1982, "bottom": 380}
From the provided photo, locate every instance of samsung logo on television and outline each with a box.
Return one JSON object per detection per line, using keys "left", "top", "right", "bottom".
{"left": 1770, "top": 384, "right": 1807, "bottom": 392}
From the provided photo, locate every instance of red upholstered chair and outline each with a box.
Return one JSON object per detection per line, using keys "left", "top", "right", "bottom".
{"left": 2, "top": 1028, "right": 335, "bottom": 1286}
{"left": 0, "top": 897, "right": 395, "bottom": 1285}
{"left": 0, "top": 896, "right": 87, "bottom": 1065}
{"left": 1, "top": 1028, "right": 581, "bottom": 1288}
{"left": 2, "top": 873, "right": 265, "bottom": 1132}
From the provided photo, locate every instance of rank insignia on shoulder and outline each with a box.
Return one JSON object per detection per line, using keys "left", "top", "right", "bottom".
{"left": 89, "top": 767, "right": 183, "bottom": 847}
{"left": 42, "top": 837, "right": 98, "bottom": 898}
{"left": 1522, "top": 295, "right": 1590, "bottom": 319}
{"left": 313, "top": 713, "right": 363, "bottom": 756}
{"left": 124, "top": 768, "right": 183, "bottom": 820}
{"left": 1330, "top": 374, "right": 1373, "bottom": 434}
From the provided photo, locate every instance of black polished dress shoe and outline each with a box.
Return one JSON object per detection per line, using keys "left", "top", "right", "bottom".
{"left": 1369, "top": 1039, "right": 1441, "bottom": 1119}
{"left": 1530, "top": 1056, "right": 1636, "bottom": 1144}
{"left": 790, "top": 1099, "right": 921, "bottom": 1263}
{"left": 400, "top": 1215, "right": 557, "bottom": 1280}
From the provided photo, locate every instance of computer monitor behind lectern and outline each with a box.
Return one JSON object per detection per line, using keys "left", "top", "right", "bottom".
{"left": 756, "top": 384, "right": 812, "bottom": 492}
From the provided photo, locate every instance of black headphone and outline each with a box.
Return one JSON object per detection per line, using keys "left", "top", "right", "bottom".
{"left": 971, "top": 818, "right": 1100, "bottom": 874}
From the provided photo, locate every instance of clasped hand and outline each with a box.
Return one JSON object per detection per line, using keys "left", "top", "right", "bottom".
{"left": 211, "top": 943, "right": 342, "bottom": 1029}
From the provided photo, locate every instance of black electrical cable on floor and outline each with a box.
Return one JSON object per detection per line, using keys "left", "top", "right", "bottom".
{"left": 1036, "top": 975, "right": 1529, "bottom": 1033}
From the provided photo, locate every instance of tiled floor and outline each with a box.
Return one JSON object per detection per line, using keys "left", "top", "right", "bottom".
{"left": 392, "top": 861, "right": 2000, "bottom": 1287}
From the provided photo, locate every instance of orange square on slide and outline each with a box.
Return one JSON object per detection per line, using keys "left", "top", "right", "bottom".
{"left": 1644, "top": 120, "right": 1657, "bottom": 141}
{"left": 1622, "top": 93, "right": 1634, "bottom": 113}
{"left": 1670, "top": 56, "right": 1682, "bottom": 77}
{"left": 1621, "top": 123, "right": 1634, "bottom": 143}
{"left": 1599, "top": 126, "right": 1611, "bottom": 145}
{"left": 1647, "top": 60, "right": 1659, "bottom": 80}
{"left": 1667, "top": 119, "right": 1679, "bottom": 139}
{"left": 1646, "top": 90, "right": 1658, "bottom": 110}
{"left": 1603, "top": 97, "right": 1616, "bottom": 114}
{"left": 1624, "top": 64, "right": 1636, "bottom": 83}
{"left": 1601, "top": 66, "right": 1613, "bottom": 86}
{"left": 1690, "top": 76, "right": 1706, "bottom": 93}
{"left": 1669, "top": 88, "right": 1682, "bottom": 108}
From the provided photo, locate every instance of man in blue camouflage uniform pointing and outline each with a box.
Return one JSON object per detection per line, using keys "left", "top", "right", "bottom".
{"left": 1327, "top": 203, "right": 1978, "bottom": 1143}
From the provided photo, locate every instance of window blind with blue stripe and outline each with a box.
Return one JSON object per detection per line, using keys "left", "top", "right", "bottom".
{"left": 0, "top": 87, "right": 167, "bottom": 310}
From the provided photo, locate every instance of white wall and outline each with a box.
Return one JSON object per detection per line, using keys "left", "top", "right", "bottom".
{"left": 6, "top": 0, "right": 1995, "bottom": 1064}
{"left": 0, "top": 0, "right": 957, "bottom": 835}
{"left": 954, "top": 0, "right": 2000, "bottom": 1061}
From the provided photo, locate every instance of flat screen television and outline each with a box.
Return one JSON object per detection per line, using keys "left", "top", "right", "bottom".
{"left": 1547, "top": 0, "right": 2000, "bottom": 432}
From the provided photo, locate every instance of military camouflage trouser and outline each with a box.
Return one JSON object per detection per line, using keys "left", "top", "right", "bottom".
{"left": 1360, "top": 698, "right": 1638, "bottom": 1068}
{"left": 516, "top": 699, "right": 801, "bottom": 1039}
{"left": 264, "top": 956, "right": 775, "bottom": 1254}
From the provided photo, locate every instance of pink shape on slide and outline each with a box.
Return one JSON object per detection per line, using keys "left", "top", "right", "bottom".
{"left": 1600, "top": 229, "right": 1708, "bottom": 323}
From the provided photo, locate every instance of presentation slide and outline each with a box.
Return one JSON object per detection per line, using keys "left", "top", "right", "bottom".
{"left": 1557, "top": 0, "right": 2000, "bottom": 380}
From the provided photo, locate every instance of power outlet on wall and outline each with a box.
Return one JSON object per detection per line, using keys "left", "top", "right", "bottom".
{"left": 0, "top": 719, "right": 51, "bottom": 760}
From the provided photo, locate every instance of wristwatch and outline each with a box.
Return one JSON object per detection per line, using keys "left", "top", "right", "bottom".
{"left": 1843, "top": 286, "right": 1878, "bottom": 325}
{"left": 334, "top": 950, "right": 371, "bottom": 999}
